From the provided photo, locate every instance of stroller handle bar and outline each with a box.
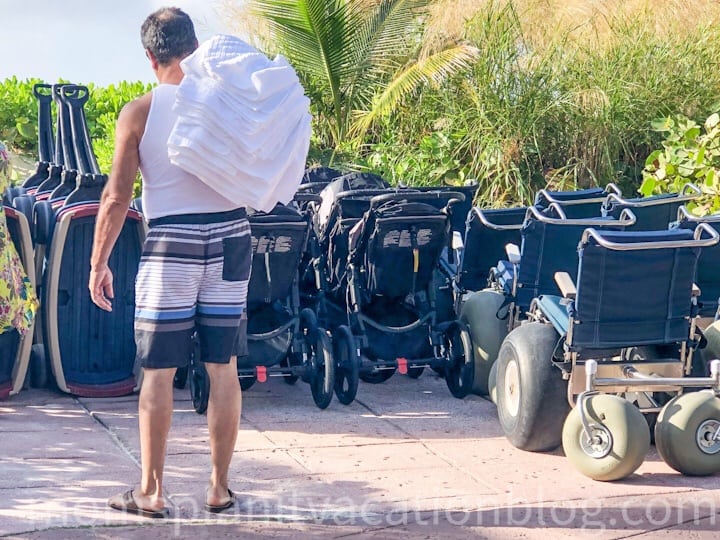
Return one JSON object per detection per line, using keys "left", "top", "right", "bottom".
{"left": 581, "top": 222, "right": 720, "bottom": 251}
{"left": 472, "top": 207, "right": 526, "bottom": 230}
{"left": 368, "top": 190, "right": 466, "bottom": 211}
{"left": 603, "top": 183, "right": 701, "bottom": 209}
{"left": 527, "top": 204, "right": 637, "bottom": 227}
{"left": 535, "top": 183, "right": 622, "bottom": 206}
{"left": 677, "top": 205, "right": 720, "bottom": 223}
{"left": 335, "top": 188, "right": 401, "bottom": 202}
{"left": 293, "top": 192, "right": 323, "bottom": 204}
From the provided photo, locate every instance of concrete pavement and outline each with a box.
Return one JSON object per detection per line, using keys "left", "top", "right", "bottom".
{"left": 1, "top": 371, "right": 719, "bottom": 539}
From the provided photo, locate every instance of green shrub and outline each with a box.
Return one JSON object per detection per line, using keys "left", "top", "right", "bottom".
{"left": 641, "top": 112, "right": 720, "bottom": 216}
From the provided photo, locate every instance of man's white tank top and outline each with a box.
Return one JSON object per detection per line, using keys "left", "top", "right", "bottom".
{"left": 138, "top": 84, "right": 238, "bottom": 219}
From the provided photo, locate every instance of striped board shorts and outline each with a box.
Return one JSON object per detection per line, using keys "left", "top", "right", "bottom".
{"left": 134, "top": 208, "right": 251, "bottom": 369}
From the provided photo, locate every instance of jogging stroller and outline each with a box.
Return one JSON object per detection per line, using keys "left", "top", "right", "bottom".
{"left": 189, "top": 195, "right": 333, "bottom": 413}
{"left": 315, "top": 187, "right": 474, "bottom": 402}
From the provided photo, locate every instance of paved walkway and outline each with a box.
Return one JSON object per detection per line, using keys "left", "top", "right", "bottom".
{"left": 1, "top": 372, "right": 719, "bottom": 539}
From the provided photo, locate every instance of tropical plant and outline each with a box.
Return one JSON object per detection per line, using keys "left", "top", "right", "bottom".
{"left": 242, "top": 0, "right": 479, "bottom": 158}
{"left": 641, "top": 112, "right": 720, "bottom": 216}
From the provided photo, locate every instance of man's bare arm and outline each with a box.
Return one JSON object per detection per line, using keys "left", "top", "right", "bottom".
{"left": 89, "top": 94, "right": 149, "bottom": 310}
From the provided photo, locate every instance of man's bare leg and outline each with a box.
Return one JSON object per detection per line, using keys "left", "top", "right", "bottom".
{"left": 108, "top": 367, "right": 175, "bottom": 512}
{"left": 205, "top": 355, "right": 241, "bottom": 506}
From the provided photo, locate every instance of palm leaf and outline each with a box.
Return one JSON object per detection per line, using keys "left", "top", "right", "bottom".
{"left": 351, "top": 43, "right": 479, "bottom": 139}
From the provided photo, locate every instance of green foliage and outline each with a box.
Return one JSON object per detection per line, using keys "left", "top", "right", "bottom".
{"left": 246, "top": 0, "right": 478, "bottom": 156}
{"left": 0, "top": 78, "right": 151, "bottom": 192}
{"left": 641, "top": 112, "right": 720, "bottom": 216}
{"left": 0, "top": 77, "right": 42, "bottom": 151}
{"left": 363, "top": 0, "right": 720, "bottom": 206}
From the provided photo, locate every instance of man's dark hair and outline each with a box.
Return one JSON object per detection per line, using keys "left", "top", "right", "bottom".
{"left": 141, "top": 7, "right": 197, "bottom": 65}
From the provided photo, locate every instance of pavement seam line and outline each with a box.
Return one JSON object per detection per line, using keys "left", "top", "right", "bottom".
{"left": 75, "top": 397, "right": 141, "bottom": 469}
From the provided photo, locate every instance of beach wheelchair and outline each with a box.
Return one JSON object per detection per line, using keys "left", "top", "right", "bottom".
{"left": 460, "top": 203, "right": 636, "bottom": 399}
{"left": 534, "top": 183, "right": 621, "bottom": 219}
{"left": 314, "top": 186, "right": 474, "bottom": 402}
{"left": 674, "top": 207, "right": 720, "bottom": 371}
{"left": 493, "top": 225, "right": 720, "bottom": 480}
{"left": 602, "top": 183, "right": 701, "bottom": 231}
{"left": 189, "top": 195, "right": 334, "bottom": 413}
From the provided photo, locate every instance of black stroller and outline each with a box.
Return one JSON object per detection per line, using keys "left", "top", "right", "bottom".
{"left": 190, "top": 195, "right": 334, "bottom": 413}
{"left": 314, "top": 187, "right": 474, "bottom": 403}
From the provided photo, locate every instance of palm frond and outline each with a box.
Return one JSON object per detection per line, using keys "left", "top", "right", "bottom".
{"left": 351, "top": 43, "right": 479, "bottom": 139}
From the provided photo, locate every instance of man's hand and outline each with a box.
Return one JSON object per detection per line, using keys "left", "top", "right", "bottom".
{"left": 89, "top": 264, "right": 114, "bottom": 312}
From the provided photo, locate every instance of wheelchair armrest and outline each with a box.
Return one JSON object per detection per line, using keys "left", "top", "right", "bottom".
{"left": 554, "top": 272, "right": 577, "bottom": 299}
{"left": 505, "top": 243, "right": 521, "bottom": 265}
{"left": 452, "top": 231, "right": 464, "bottom": 250}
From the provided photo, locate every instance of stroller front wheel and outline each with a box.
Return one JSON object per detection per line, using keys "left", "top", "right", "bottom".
{"left": 444, "top": 321, "right": 475, "bottom": 399}
{"left": 333, "top": 325, "right": 360, "bottom": 405}
{"left": 310, "top": 328, "right": 335, "bottom": 409}
{"left": 190, "top": 357, "right": 210, "bottom": 415}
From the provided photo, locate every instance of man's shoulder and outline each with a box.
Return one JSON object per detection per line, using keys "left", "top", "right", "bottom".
{"left": 122, "top": 92, "right": 153, "bottom": 117}
{"left": 118, "top": 92, "right": 153, "bottom": 131}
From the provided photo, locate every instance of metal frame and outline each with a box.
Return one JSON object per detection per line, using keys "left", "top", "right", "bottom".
{"left": 602, "top": 182, "right": 701, "bottom": 212}
{"left": 535, "top": 182, "right": 621, "bottom": 207}
{"left": 492, "top": 207, "right": 638, "bottom": 332}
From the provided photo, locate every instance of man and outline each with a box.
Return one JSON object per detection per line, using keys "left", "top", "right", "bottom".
{"left": 89, "top": 7, "right": 247, "bottom": 518}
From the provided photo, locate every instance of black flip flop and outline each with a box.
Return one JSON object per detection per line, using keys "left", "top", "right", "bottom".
{"left": 108, "top": 489, "right": 170, "bottom": 519}
{"left": 205, "top": 488, "right": 236, "bottom": 513}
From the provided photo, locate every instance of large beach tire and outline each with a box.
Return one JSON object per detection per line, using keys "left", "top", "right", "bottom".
{"left": 700, "top": 320, "right": 720, "bottom": 374}
{"left": 461, "top": 288, "right": 510, "bottom": 396}
{"left": 654, "top": 392, "right": 720, "bottom": 476}
{"left": 563, "top": 394, "right": 650, "bottom": 481}
{"left": 488, "top": 359, "right": 499, "bottom": 405}
{"left": 496, "top": 322, "right": 568, "bottom": 451}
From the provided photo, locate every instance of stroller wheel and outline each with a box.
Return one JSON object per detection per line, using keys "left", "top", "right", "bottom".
{"left": 190, "top": 358, "right": 210, "bottom": 415}
{"left": 444, "top": 322, "right": 475, "bottom": 399}
{"left": 173, "top": 366, "right": 189, "bottom": 389}
{"left": 407, "top": 366, "right": 424, "bottom": 379}
{"left": 360, "top": 367, "right": 396, "bottom": 384}
{"left": 563, "top": 394, "right": 649, "bottom": 481}
{"left": 655, "top": 392, "right": 720, "bottom": 476}
{"left": 310, "top": 328, "right": 335, "bottom": 409}
{"left": 240, "top": 376, "right": 257, "bottom": 391}
{"left": 299, "top": 308, "right": 319, "bottom": 384}
{"left": 333, "top": 325, "right": 359, "bottom": 405}
{"left": 280, "top": 356, "right": 300, "bottom": 385}
{"left": 28, "top": 344, "right": 48, "bottom": 389}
